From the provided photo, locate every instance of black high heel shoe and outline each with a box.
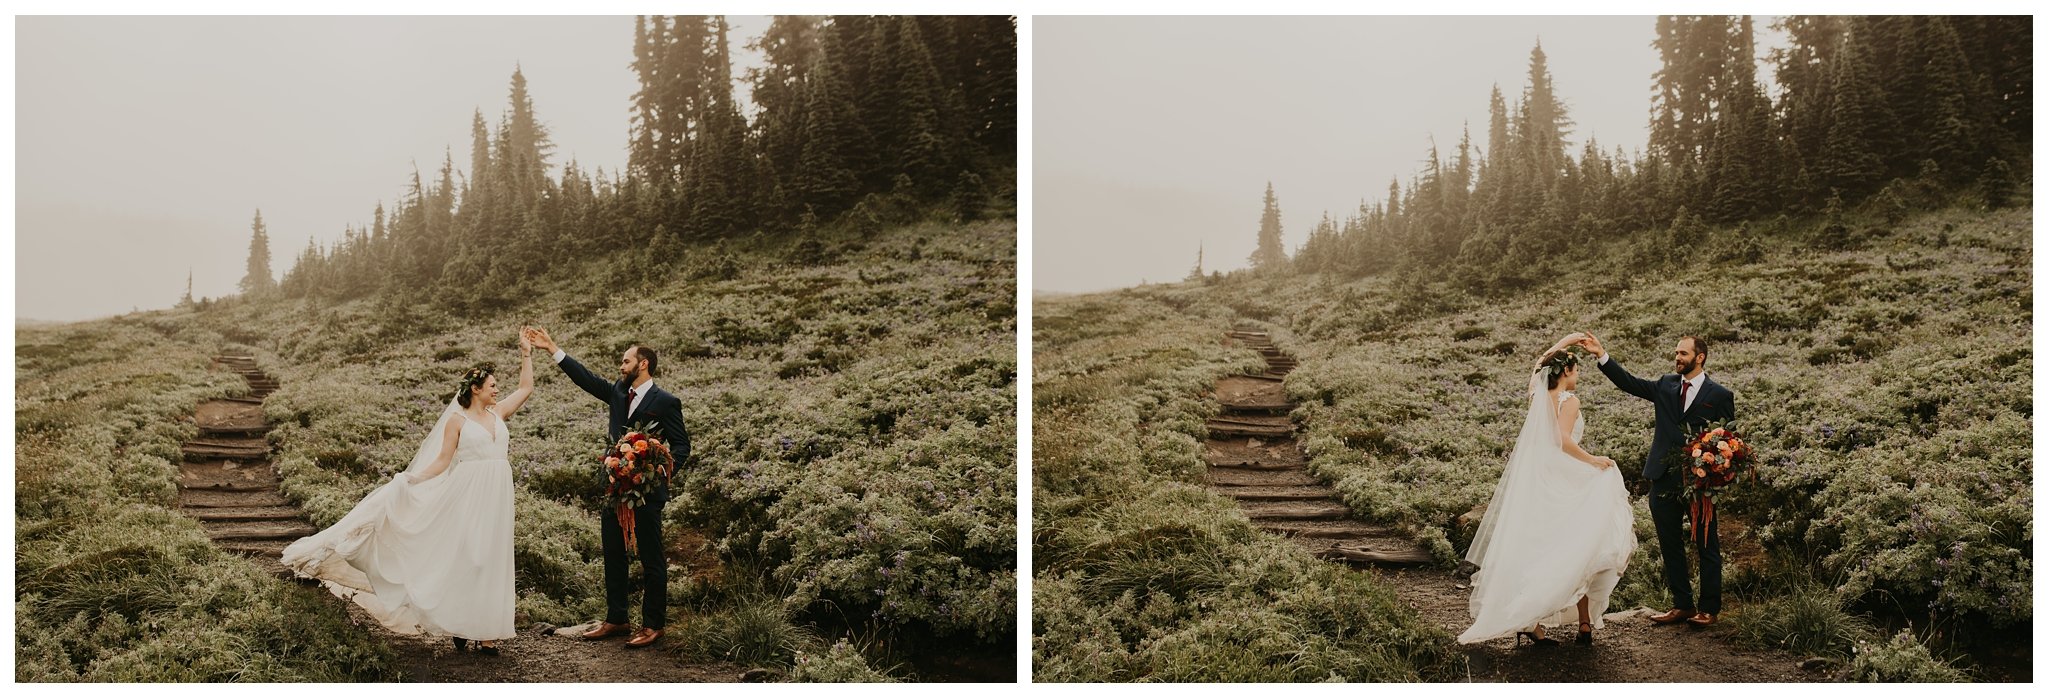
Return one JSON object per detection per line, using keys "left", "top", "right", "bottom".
{"left": 1576, "top": 622, "right": 1594, "bottom": 646}
{"left": 453, "top": 637, "right": 469, "bottom": 652}
{"left": 1514, "top": 630, "right": 1559, "bottom": 648}
{"left": 476, "top": 642, "right": 500, "bottom": 656}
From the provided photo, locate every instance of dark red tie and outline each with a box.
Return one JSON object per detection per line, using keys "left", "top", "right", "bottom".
{"left": 1680, "top": 380, "right": 1692, "bottom": 410}
{"left": 626, "top": 387, "right": 638, "bottom": 412}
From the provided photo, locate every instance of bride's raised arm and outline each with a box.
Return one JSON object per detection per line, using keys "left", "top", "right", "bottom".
{"left": 1535, "top": 332, "right": 1586, "bottom": 369}
{"left": 494, "top": 331, "right": 538, "bottom": 419}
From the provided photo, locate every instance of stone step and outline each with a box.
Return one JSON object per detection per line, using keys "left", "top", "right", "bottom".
{"left": 1219, "top": 401, "right": 1296, "bottom": 416}
{"left": 1205, "top": 422, "right": 1294, "bottom": 439}
{"left": 1258, "top": 519, "right": 1407, "bottom": 539}
{"left": 182, "top": 482, "right": 279, "bottom": 493}
{"left": 1208, "top": 414, "right": 1290, "bottom": 426}
{"left": 1205, "top": 457, "right": 1303, "bottom": 471}
{"left": 1206, "top": 468, "right": 1320, "bottom": 487}
{"left": 182, "top": 445, "right": 269, "bottom": 461}
{"left": 217, "top": 539, "right": 287, "bottom": 556}
{"left": 199, "top": 424, "right": 270, "bottom": 437}
{"left": 1216, "top": 485, "right": 1339, "bottom": 501}
{"left": 181, "top": 489, "right": 294, "bottom": 508}
{"left": 1242, "top": 500, "right": 1353, "bottom": 521}
{"left": 1287, "top": 537, "right": 1436, "bottom": 566}
{"left": 222, "top": 396, "right": 267, "bottom": 405}
{"left": 190, "top": 506, "right": 305, "bottom": 522}
{"left": 204, "top": 520, "right": 317, "bottom": 541}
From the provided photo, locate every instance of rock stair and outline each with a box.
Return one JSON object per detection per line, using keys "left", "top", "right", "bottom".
{"left": 1205, "top": 328, "right": 1432, "bottom": 567}
{"left": 179, "top": 354, "right": 313, "bottom": 581}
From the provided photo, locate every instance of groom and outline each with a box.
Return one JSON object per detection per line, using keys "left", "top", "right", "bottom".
{"left": 525, "top": 327, "right": 692, "bottom": 649}
{"left": 1578, "top": 333, "right": 1735, "bottom": 627}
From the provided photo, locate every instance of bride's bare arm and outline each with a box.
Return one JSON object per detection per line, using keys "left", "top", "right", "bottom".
{"left": 407, "top": 424, "right": 463, "bottom": 483}
{"left": 494, "top": 337, "right": 537, "bottom": 418}
{"left": 1536, "top": 332, "right": 1586, "bottom": 369}
{"left": 1555, "top": 396, "right": 1615, "bottom": 470}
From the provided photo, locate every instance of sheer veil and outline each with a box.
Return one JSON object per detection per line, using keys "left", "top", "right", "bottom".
{"left": 1464, "top": 367, "right": 1562, "bottom": 570}
{"left": 401, "top": 398, "right": 463, "bottom": 478}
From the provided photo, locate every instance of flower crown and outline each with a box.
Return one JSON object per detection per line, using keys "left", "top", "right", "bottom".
{"left": 1540, "top": 348, "right": 1582, "bottom": 381}
{"left": 456, "top": 363, "right": 497, "bottom": 401}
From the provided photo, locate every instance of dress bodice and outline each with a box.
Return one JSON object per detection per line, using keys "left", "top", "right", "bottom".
{"left": 1557, "top": 391, "right": 1585, "bottom": 445}
{"left": 454, "top": 409, "right": 512, "bottom": 462}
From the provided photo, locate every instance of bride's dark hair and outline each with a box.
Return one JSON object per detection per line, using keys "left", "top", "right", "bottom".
{"left": 1539, "top": 350, "right": 1580, "bottom": 390}
{"left": 456, "top": 363, "right": 497, "bottom": 408}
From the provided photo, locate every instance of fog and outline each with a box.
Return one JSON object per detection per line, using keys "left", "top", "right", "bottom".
{"left": 15, "top": 15, "right": 769, "bottom": 322}
{"left": 1034, "top": 16, "right": 1786, "bottom": 293}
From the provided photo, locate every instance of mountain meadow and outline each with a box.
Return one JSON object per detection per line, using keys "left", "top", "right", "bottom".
{"left": 1034, "top": 16, "right": 2028, "bottom": 682}
{"left": 17, "top": 15, "right": 1016, "bottom": 682}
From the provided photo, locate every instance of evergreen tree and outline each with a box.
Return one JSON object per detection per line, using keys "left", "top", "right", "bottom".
{"left": 239, "top": 209, "right": 275, "bottom": 295}
{"left": 505, "top": 66, "right": 555, "bottom": 199}
{"left": 1917, "top": 16, "right": 1987, "bottom": 180}
{"left": 1979, "top": 157, "right": 2017, "bottom": 209}
{"left": 791, "top": 53, "right": 865, "bottom": 218}
{"left": 1817, "top": 27, "right": 1888, "bottom": 199}
{"left": 1248, "top": 182, "right": 1286, "bottom": 271}
{"left": 749, "top": 15, "right": 824, "bottom": 213}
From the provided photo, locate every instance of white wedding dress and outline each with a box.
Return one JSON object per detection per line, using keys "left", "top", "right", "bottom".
{"left": 1457, "top": 371, "right": 1636, "bottom": 644}
{"left": 281, "top": 402, "right": 516, "bottom": 640}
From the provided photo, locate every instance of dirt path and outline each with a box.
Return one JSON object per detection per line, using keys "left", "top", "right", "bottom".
{"left": 1210, "top": 330, "right": 1830, "bottom": 683}
{"left": 181, "top": 355, "right": 753, "bottom": 683}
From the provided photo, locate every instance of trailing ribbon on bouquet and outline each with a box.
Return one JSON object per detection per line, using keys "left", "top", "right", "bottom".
{"left": 602, "top": 425, "right": 675, "bottom": 550}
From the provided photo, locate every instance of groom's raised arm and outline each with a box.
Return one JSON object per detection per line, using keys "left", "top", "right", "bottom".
{"left": 554, "top": 351, "right": 622, "bottom": 404}
{"left": 1596, "top": 353, "right": 1659, "bottom": 402}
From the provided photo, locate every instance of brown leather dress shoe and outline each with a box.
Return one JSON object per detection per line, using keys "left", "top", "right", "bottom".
{"left": 624, "top": 627, "right": 663, "bottom": 649}
{"left": 1648, "top": 608, "right": 1697, "bottom": 624}
{"left": 581, "top": 622, "right": 630, "bottom": 640}
{"left": 1686, "top": 612, "right": 1718, "bottom": 627}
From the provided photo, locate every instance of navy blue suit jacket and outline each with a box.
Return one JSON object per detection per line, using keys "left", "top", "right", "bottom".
{"left": 1596, "top": 356, "right": 1736, "bottom": 481}
{"left": 557, "top": 353, "right": 693, "bottom": 501}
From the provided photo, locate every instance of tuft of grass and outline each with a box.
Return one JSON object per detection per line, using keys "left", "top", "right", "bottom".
{"left": 1728, "top": 585, "right": 1875, "bottom": 658}
{"left": 1849, "top": 631, "right": 1972, "bottom": 682}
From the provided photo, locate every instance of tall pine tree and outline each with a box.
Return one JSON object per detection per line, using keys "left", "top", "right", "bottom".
{"left": 1248, "top": 182, "right": 1286, "bottom": 271}
{"left": 239, "top": 209, "right": 275, "bottom": 295}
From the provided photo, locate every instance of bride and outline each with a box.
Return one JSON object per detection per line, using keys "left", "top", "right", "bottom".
{"left": 282, "top": 331, "right": 535, "bottom": 655}
{"left": 1458, "top": 332, "right": 1636, "bottom": 647}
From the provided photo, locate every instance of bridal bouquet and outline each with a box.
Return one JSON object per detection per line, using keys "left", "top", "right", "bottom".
{"left": 1675, "top": 423, "right": 1755, "bottom": 544}
{"left": 602, "top": 425, "right": 675, "bottom": 549}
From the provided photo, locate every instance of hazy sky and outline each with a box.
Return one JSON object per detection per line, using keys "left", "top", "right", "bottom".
{"left": 1035, "top": 16, "right": 1786, "bottom": 293}
{"left": 15, "top": 15, "right": 770, "bottom": 321}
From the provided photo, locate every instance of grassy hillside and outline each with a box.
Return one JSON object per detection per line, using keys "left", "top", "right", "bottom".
{"left": 17, "top": 220, "right": 1016, "bottom": 681}
{"left": 1033, "top": 205, "right": 2028, "bottom": 680}
{"left": 16, "top": 318, "right": 396, "bottom": 681}
{"left": 1031, "top": 290, "right": 1461, "bottom": 681}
